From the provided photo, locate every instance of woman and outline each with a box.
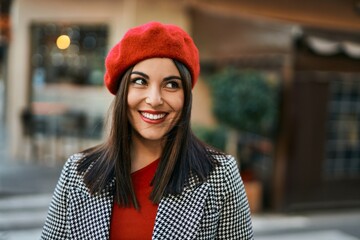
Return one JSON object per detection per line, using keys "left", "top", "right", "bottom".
{"left": 41, "top": 21, "right": 253, "bottom": 239}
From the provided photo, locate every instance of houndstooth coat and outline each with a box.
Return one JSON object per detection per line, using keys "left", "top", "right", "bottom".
{"left": 41, "top": 153, "right": 254, "bottom": 239}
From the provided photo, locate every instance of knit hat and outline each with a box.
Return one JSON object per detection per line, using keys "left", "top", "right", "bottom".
{"left": 104, "top": 21, "right": 200, "bottom": 95}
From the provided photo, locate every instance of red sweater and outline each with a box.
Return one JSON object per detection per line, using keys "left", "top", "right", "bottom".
{"left": 109, "top": 159, "right": 159, "bottom": 240}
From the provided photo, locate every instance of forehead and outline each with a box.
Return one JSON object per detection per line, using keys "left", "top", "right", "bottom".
{"left": 132, "top": 58, "right": 180, "bottom": 76}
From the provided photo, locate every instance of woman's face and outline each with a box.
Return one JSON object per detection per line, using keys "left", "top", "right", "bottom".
{"left": 127, "top": 58, "right": 184, "bottom": 143}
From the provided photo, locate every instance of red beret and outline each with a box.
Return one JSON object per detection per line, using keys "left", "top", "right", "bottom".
{"left": 104, "top": 22, "right": 200, "bottom": 95}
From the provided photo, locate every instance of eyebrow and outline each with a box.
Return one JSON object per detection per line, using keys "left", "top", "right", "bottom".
{"left": 131, "top": 71, "right": 182, "bottom": 81}
{"left": 164, "top": 76, "right": 182, "bottom": 81}
{"left": 131, "top": 71, "right": 149, "bottom": 79}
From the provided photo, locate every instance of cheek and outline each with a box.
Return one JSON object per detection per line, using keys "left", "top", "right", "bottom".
{"left": 126, "top": 92, "right": 138, "bottom": 123}
{"left": 127, "top": 91, "right": 137, "bottom": 109}
{"left": 175, "top": 101, "right": 184, "bottom": 113}
{"left": 172, "top": 96, "right": 185, "bottom": 114}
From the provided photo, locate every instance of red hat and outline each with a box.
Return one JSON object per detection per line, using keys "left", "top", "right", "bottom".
{"left": 104, "top": 22, "right": 200, "bottom": 95}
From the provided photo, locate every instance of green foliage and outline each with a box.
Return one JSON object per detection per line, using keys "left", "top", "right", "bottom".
{"left": 208, "top": 68, "right": 278, "bottom": 136}
{"left": 192, "top": 125, "right": 227, "bottom": 151}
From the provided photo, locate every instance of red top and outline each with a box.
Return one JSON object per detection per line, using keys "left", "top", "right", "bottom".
{"left": 109, "top": 159, "right": 160, "bottom": 240}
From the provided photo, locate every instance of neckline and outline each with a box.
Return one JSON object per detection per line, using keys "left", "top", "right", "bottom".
{"left": 132, "top": 158, "right": 160, "bottom": 176}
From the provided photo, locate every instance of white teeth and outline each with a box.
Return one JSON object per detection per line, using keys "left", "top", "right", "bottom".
{"left": 141, "top": 112, "right": 166, "bottom": 120}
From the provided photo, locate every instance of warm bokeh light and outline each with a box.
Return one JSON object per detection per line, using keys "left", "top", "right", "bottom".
{"left": 56, "top": 35, "right": 71, "bottom": 50}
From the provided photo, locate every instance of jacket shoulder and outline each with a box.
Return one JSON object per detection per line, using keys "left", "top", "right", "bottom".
{"left": 59, "top": 153, "right": 86, "bottom": 185}
{"left": 64, "top": 153, "right": 84, "bottom": 172}
{"left": 207, "top": 154, "right": 241, "bottom": 190}
{"left": 68, "top": 152, "right": 84, "bottom": 164}
{"left": 212, "top": 154, "right": 238, "bottom": 170}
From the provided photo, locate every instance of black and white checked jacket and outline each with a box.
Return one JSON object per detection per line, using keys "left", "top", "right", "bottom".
{"left": 41, "top": 153, "right": 254, "bottom": 239}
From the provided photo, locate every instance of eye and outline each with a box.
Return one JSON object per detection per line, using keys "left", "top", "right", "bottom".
{"left": 164, "top": 80, "right": 181, "bottom": 89}
{"left": 131, "top": 78, "right": 147, "bottom": 86}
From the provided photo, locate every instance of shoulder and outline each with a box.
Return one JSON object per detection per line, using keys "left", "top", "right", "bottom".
{"left": 63, "top": 153, "right": 84, "bottom": 171}
{"left": 212, "top": 154, "right": 239, "bottom": 174}
{"left": 205, "top": 147, "right": 237, "bottom": 168}
{"left": 67, "top": 152, "right": 84, "bottom": 164}
{"left": 58, "top": 153, "right": 85, "bottom": 182}
{"left": 207, "top": 154, "right": 241, "bottom": 191}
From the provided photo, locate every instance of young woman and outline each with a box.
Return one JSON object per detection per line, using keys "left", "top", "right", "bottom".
{"left": 41, "top": 21, "right": 253, "bottom": 239}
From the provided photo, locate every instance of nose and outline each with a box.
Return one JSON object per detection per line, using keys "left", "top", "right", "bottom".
{"left": 145, "top": 86, "right": 163, "bottom": 106}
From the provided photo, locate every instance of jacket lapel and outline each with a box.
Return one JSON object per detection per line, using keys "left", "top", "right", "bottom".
{"left": 68, "top": 180, "right": 114, "bottom": 239}
{"left": 152, "top": 179, "right": 209, "bottom": 239}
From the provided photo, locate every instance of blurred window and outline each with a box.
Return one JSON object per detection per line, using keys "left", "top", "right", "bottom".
{"left": 26, "top": 23, "right": 110, "bottom": 161}
{"left": 30, "top": 23, "right": 108, "bottom": 87}
{"left": 324, "top": 76, "right": 360, "bottom": 178}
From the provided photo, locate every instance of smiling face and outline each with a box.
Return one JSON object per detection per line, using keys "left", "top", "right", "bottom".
{"left": 127, "top": 58, "right": 184, "bottom": 145}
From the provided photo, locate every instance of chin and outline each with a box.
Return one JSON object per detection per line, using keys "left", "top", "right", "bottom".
{"left": 139, "top": 132, "right": 166, "bottom": 142}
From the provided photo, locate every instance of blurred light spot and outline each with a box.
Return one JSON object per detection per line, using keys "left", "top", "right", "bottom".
{"left": 56, "top": 35, "right": 71, "bottom": 50}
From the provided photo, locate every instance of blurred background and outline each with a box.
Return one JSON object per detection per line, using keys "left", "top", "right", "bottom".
{"left": 0, "top": 0, "right": 359, "bottom": 239}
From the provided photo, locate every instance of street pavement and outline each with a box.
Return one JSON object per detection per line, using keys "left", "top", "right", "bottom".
{"left": 0, "top": 194, "right": 50, "bottom": 239}
{"left": 0, "top": 121, "right": 62, "bottom": 240}
{"left": 253, "top": 210, "right": 360, "bottom": 240}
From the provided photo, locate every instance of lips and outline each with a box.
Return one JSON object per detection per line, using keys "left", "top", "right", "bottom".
{"left": 139, "top": 111, "right": 168, "bottom": 123}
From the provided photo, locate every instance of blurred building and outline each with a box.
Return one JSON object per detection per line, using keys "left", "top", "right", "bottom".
{"left": 187, "top": 0, "right": 360, "bottom": 211}
{"left": 2, "top": 0, "right": 360, "bottom": 212}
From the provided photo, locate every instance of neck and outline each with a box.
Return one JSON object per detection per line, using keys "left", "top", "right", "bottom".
{"left": 130, "top": 134, "right": 163, "bottom": 172}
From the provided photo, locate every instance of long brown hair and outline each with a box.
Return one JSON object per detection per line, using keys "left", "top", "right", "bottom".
{"left": 77, "top": 60, "right": 220, "bottom": 209}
